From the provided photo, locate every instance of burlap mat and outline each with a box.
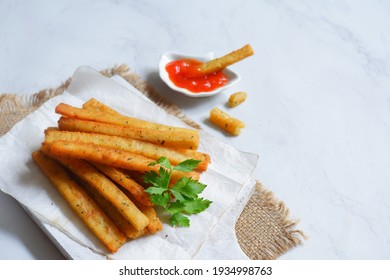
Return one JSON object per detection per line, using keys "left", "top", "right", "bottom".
{"left": 0, "top": 64, "right": 305, "bottom": 259}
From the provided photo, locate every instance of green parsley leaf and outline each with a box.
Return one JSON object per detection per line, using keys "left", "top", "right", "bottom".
{"left": 143, "top": 157, "right": 212, "bottom": 228}
{"left": 183, "top": 198, "right": 212, "bottom": 214}
{"left": 166, "top": 200, "right": 184, "bottom": 215}
{"left": 144, "top": 186, "right": 166, "bottom": 195}
{"left": 170, "top": 212, "right": 190, "bottom": 227}
{"left": 157, "top": 166, "right": 170, "bottom": 189}
{"left": 171, "top": 177, "right": 207, "bottom": 199}
{"left": 156, "top": 157, "right": 172, "bottom": 170}
{"left": 173, "top": 159, "right": 201, "bottom": 172}
{"left": 149, "top": 192, "right": 170, "bottom": 207}
{"left": 170, "top": 188, "right": 187, "bottom": 202}
{"left": 143, "top": 170, "right": 164, "bottom": 188}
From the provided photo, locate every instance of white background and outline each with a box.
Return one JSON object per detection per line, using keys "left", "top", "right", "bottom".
{"left": 1, "top": 0, "right": 389, "bottom": 259}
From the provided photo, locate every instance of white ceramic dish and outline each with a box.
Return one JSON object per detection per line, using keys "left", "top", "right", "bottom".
{"left": 159, "top": 51, "right": 241, "bottom": 98}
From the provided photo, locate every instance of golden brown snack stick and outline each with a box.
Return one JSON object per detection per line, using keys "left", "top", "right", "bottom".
{"left": 136, "top": 205, "right": 162, "bottom": 234}
{"left": 45, "top": 130, "right": 209, "bottom": 171}
{"left": 228, "top": 91, "right": 247, "bottom": 108}
{"left": 173, "top": 148, "right": 211, "bottom": 171}
{"left": 83, "top": 99, "right": 202, "bottom": 154}
{"left": 124, "top": 171, "right": 149, "bottom": 188}
{"left": 42, "top": 152, "right": 150, "bottom": 231}
{"left": 84, "top": 99, "right": 203, "bottom": 151}
{"left": 81, "top": 179, "right": 146, "bottom": 239}
{"left": 55, "top": 102, "right": 198, "bottom": 138}
{"left": 47, "top": 140, "right": 201, "bottom": 181}
{"left": 122, "top": 189, "right": 163, "bottom": 234}
{"left": 82, "top": 98, "right": 119, "bottom": 115}
{"left": 209, "top": 107, "right": 245, "bottom": 136}
{"left": 90, "top": 162, "right": 153, "bottom": 207}
{"left": 83, "top": 98, "right": 185, "bottom": 175}
{"left": 200, "top": 44, "right": 254, "bottom": 74}
{"left": 32, "top": 150, "right": 126, "bottom": 253}
{"left": 58, "top": 117, "right": 199, "bottom": 150}
{"left": 44, "top": 127, "right": 59, "bottom": 132}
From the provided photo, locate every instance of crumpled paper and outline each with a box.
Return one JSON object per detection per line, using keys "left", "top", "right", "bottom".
{"left": 0, "top": 66, "right": 258, "bottom": 259}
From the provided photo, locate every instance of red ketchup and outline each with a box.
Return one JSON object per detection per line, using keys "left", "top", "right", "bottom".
{"left": 165, "top": 59, "right": 228, "bottom": 93}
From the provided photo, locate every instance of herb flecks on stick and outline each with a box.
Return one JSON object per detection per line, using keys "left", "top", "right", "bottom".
{"left": 143, "top": 157, "right": 211, "bottom": 227}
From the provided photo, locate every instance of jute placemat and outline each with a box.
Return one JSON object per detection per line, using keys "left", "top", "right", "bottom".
{"left": 0, "top": 64, "right": 305, "bottom": 259}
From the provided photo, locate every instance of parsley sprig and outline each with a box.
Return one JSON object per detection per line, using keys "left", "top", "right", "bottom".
{"left": 143, "top": 157, "right": 212, "bottom": 227}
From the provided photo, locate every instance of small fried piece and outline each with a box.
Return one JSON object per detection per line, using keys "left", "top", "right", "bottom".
{"left": 32, "top": 150, "right": 126, "bottom": 253}
{"left": 228, "top": 91, "right": 247, "bottom": 108}
{"left": 200, "top": 44, "right": 254, "bottom": 74}
{"left": 209, "top": 107, "right": 245, "bottom": 136}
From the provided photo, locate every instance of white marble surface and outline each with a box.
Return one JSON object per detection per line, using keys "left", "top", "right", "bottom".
{"left": 1, "top": 0, "right": 389, "bottom": 260}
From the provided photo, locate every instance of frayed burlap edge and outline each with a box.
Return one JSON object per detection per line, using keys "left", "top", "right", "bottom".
{"left": 236, "top": 182, "right": 306, "bottom": 260}
{"left": 0, "top": 64, "right": 305, "bottom": 259}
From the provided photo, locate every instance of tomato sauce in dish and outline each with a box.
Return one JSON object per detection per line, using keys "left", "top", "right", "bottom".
{"left": 165, "top": 59, "right": 228, "bottom": 93}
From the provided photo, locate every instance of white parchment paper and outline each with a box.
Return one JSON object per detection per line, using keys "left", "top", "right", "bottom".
{"left": 0, "top": 66, "right": 258, "bottom": 259}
